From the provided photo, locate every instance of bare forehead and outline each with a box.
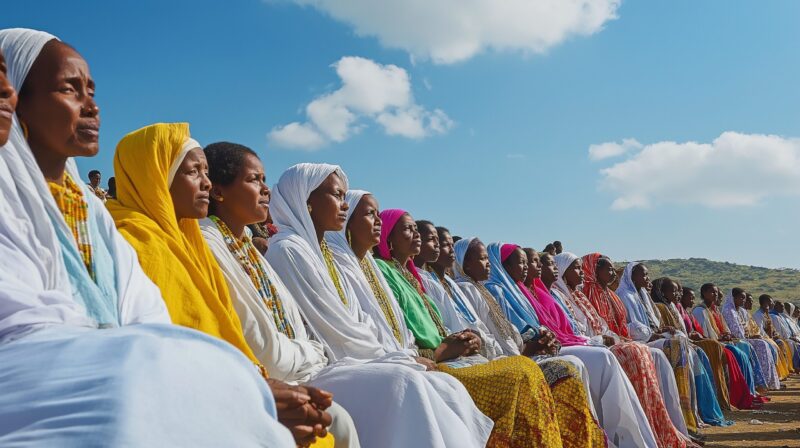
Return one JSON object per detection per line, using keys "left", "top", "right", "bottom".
{"left": 35, "top": 41, "right": 89, "bottom": 77}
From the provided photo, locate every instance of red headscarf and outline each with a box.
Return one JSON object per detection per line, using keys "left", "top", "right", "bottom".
{"left": 377, "top": 208, "right": 426, "bottom": 292}
{"left": 581, "top": 253, "right": 630, "bottom": 338}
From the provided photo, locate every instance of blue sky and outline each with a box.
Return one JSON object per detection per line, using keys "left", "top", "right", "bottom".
{"left": 5, "top": 0, "right": 800, "bottom": 268}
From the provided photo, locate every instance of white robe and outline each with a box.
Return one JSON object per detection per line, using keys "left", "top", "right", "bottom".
{"left": 267, "top": 174, "right": 493, "bottom": 448}
{"left": 0, "top": 28, "right": 293, "bottom": 447}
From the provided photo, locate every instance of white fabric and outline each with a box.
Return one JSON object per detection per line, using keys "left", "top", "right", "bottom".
{"left": 167, "top": 137, "right": 201, "bottom": 186}
{"left": 0, "top": 28, "right": 293, "bottom": 447}
{"left": 200, "top": 219, "right": 328, "bottom": 384}
{"left": 0, "top": 28, "right": 169, "bottom": 344}
{"left": 266, "top": 166, "right": 493, "bottom": 448}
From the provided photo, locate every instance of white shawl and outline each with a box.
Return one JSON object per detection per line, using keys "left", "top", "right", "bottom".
{"left": 200, "top": 219, "right": 327, "bottom": 383}
{"left": 0, "top": 28, "right": 168, "bottom": 344}
{"left": 325, "top": 189, "right": 417, "bottom": 356}
{"left": 266, "top": 164, "right": 408, "bottom": 363}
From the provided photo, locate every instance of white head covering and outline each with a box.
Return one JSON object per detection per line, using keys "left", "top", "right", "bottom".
{"left": 0, "top": 29, "right": 92, "bottom": 341}
{"left": 167, "top": 138, "right": 201, "bottom": 186}
{"left": 553, "top": 252, "right": 581, "bottom": 299}
{"left": 266, "top": 164, "right": 394, "bottom": 363}
{"left": 0, "top": 28, "right": 168, "bottom": 343}
{"left": 326, "top": 189, "right": 415, "bottom": 354}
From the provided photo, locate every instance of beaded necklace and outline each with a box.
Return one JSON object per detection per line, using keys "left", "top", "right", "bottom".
{"left": 320, "top": 239, "right": 348, "bottom": 306}
{"left": 471, "top": 278, "right": 522, "bottom": 346}
{"left": 359, "top": 257, "right": 404, "bottom": 344}
{"left": 210, "top": 216, "right": 295, "bottom": 339}
{"left": 48, "top": 173, "right": 96, "bottom": 280}
{"left": 392, "top": 259, "right": 447, "bottom": 338}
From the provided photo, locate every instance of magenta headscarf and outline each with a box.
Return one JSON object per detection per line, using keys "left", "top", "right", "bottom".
{"left": 500, "top": 244, "right": 519, "bottom": 263}
{"left": 377, "top": 208, "right": 426, "bottom": 292}
{"left": 519, "top": 277, "right": 588, "bottom": 347}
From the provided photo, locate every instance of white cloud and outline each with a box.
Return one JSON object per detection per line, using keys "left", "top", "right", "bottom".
{"left": 285, "top": 0, "right": 620, "bottom": 64}
{"left": 595, "top": 132, "right": 800, "bottom": 210}
{"left": 268, "top": 56, "right": 453, "bottom": 150}
{"left": 589, "top": 138, "right": 642, "bottom": 160}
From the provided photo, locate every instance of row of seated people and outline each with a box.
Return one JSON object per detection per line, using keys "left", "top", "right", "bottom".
{"left": 0, "top": 27, "right": 797, "bottom": 447}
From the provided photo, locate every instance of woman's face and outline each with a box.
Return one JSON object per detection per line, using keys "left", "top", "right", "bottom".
{"left": 16, "top": 41, "right": 100, "bottom": 158}
{"left": 596, "top": 258, "right": 616, "bottom": 287}
{"left": 463, "top": 242, "right": 490, "bottom": 282}
{"left": 503, "top": 248, "right": 528, "bottom": 283}
{"left": 0, "top": 51, "right": 18, "bottom": 146}
{"left": 212, "top": 153, "right": 270, "bottom": 226}
{"left": 307, "top": 172, "right": 348, "bottom": 232}
{"left": 346, "top": 194, "right": 382, "bottom": 251}
{"left": 661, "top": 281, "right": 678, "bottom": 303}
{"left": 564, "top": 259, "right": 584, "bottom": 289}
{"left": 681, "top": 289, "right": 695, "bottom": 309}
{"left": 733, "top": 290, "right": 746, "bottom": 308}
{"left": 539, "top": 253, "right": 558, "bottom": 285}
{"left": 169, "top": 148, "right": 211, "bottom": 220}
{"left": 702, "top": 286, "right": 717, "bottom": 305}
{"left": 416, "top": 223, "right": 440, "bottom": 264}
{"left": 632, "top": 264, "right": 650, "bottom": 290}
{"left": 388, "top": 213, "right": 421, "bottom": 259}
{"left": 435, "top": 230, "right": 456, "bottom": 269}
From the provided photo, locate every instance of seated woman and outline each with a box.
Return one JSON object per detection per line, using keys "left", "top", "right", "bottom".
{"left": 0, "top": 29, "right": 293, "bottom": 446}
{"left": 650, "top": 278, "right": 731, "bottom": 426}
{"left": 490, "top": 244, "right": 691, "bottom": 448}
{"left": 743, "top": 293, "right": 792, "bottom": 380}
{"left": 721, "top": 288, "right": 781, "bottom": 391}
{"left": 376, "top": 211, "right": 603, "bottom": 448}
{"left": 109, "top": 123, "right": 334, "bottom": 446}
{"left": 264, "top": 165, "right": 495, "bottom": 448}
{"left": 614, "top": 262, "right": 704, "bottom": 435}
{"left": 586, "top": 256, "right": 693, "bottom": 437}
{"left": 199, "top": 142, "right": 367, "bottom": 448}
{"left": 754, "top": 295, "right": 799, "bottom": 372}
{"left": 456, "top": 240, "right": 658, "bottom": 448}
{"left": 692, "top": 284, "right": 767, "bottom": 408}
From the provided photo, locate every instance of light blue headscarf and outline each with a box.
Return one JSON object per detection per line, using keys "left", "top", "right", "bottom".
{"left": 455, "top": 239, "right": 540, "bottom": 335}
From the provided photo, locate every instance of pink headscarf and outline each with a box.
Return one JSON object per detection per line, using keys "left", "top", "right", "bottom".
{"left": 500, "top": 244, "right": 519, "bottom": 263}
{"left": 377, "top": 208, "right": 426, "bottom": 292}
{"left": 518, "top": 278, "right": 588, "bottom": 347}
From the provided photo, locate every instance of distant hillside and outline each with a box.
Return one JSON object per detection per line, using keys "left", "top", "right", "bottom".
{"left": 619, "top": 258, "right": 800, "bottom": 301}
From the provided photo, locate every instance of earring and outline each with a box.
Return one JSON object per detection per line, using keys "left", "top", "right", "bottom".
{"left": 217, "top": 196, "right": 224, "bottom": 202}
{"left": 20, "top": 121, "right": 29, "bottom": 140}
{"left": 307, "top": 204, "right": 312, "bottom": 213}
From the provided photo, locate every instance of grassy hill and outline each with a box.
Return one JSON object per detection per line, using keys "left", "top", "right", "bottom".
{"left": 619, "top": 258, "right": 800, "bottom": 301}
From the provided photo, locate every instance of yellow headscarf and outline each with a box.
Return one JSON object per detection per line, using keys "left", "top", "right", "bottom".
{"left": 108, "top": 123, "right": 259, "bottom": 364}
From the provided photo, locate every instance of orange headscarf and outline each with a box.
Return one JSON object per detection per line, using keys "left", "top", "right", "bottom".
{"left": 581, "top": 253, "right": 630, "bottom": 339}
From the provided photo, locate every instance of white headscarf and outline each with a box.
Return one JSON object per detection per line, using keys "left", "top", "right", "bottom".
{"left": 0, "top": 28, "right": 168, "bottom": 343}
{"left": 615, "top": 261, "right": 660, "bottom": 341}
{"left": 325, "top": 189, "right": 417, "bottom": 354}
{"left": 266, "top": 164, "right": 396, "bottom": 363}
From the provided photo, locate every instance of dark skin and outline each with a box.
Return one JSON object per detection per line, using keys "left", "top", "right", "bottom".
{"left": 745, "top": 294, "right": 754, "bottom": 311}
{"left": 0, "top": 51, "right": 17, "bottom": 146}
{"left": 562, "top": 259, "right": 616, "bottom": 346}
{"left": 389, "top": 214, "right": 481, "bottom": 362}
{"left": 430, "top": 229, "right": 456, "bottom": 279}
{"left": 663, "top": 281, "right": 699, "bottom": 339}
{"left": 209, "top": 153, "right": 270, "bottom": 240}
{"left": 345, "top": 194, "right": 382, "bottom": 259}
{"left": 702, "top": 286, "right": 733, "bottom": 341}
{"left": 16, "top": 41, "right": 99, "bottom": 185}
{"left": 345, "top": 198, "right": 435, "bottom": 371}
{"left": 498, "top": 247, "right": 559, "bottom": 356}
{"left": 733, "top": 290, "right": 760, "bottom": 339}
{"left": 266, "top": 379, "right": 333, "bottom": 446}
{"left": 521, "top": 248, "right": 539, "bottom": 287}
{"left": 679, "top": 287, "right": 703, "bottom": 341}
{"left": 412, "top": 222, "right": 441, "bottom": 271}
{"left": 89, "top": 172, "right": 101, "bottom": 187}
{"left": 307, "top": 172, "right": 347, "bottom": 243}
{"left": 169, "top": 148, "right": 211, "bottom": 220}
